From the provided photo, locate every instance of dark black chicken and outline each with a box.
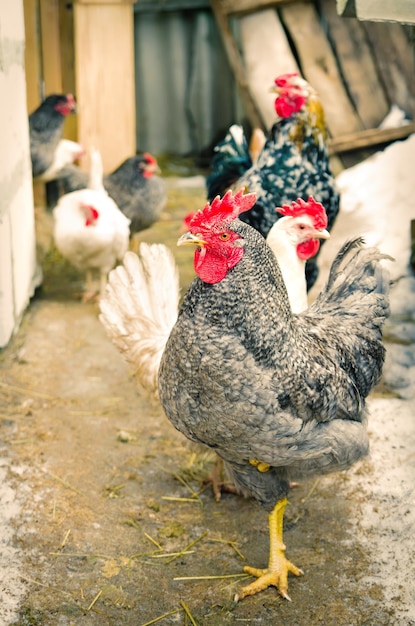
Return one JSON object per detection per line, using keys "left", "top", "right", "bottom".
{"left": 29, "top": 94, "right": 76, "bottom": 178}
{"left": 206, "top": 73, "right": 340, "bottom": 289}
{"left": 59, "top": 153, "right": 166, "bottom": 235}
{"left": 158, "top": 190, "right": 391, "bottom": 602}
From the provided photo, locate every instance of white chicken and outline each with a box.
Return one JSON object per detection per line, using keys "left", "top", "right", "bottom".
{"left": 266, "top": 197, "right": 330, "bottom": 313}
{"left": 38, "top": 139, "right": 85, "bottom": 182}
{"left": 53, "top": 149, "right": 131, "bottom": 301}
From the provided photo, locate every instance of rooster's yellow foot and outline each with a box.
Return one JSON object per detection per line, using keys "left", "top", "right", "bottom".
{"left": 236, "top": 554, "right": 303, "bottom": 601}
{"left": 249, "top": 459, "right": 271, "bottom": 472}
{"left": 235, "top": 498, "right": 303, "bottom": 602}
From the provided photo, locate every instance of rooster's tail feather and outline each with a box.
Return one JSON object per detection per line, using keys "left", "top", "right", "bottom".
{"left": 206, "top": 124, "right": 253, "bottom": 201}
{"left": 99, "top": 243, "right": 180, "bottom": 399}
{"left": 88, "top": 148, "right": 105, "bottom": 193}
{"left": 318, "top": 237, "right": 393, "bottom": 303}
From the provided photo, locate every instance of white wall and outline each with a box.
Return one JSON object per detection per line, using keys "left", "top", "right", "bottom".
{"left": 0, "top": 0, "right": 39, "bottom": 348}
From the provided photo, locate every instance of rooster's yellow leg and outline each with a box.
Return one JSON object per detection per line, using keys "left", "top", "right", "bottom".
{"left": 236, "top": 498, "right": 303, "bottom": 602}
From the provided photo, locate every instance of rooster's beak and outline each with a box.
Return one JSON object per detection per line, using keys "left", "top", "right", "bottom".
{"left": 177, "top": 232, "right": 207, "bottom": 247}
{"left": 269, "top": 85, "right": 282, "bottom": 94}
{"left": 150, "top": 164, "right": 161, "bottom": 175}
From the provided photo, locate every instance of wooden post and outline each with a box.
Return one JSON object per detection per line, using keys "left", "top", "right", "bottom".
{"left": 210, "top": 0, "right": 265, "bottom": 130}
{"left": 39, "top": 0, "right": 63, "bottom": 94}
{"left": 73, "top": 0, "right": 137, "bottom": 172}
{"left": 23, "top": 0, "right": 42, "bottom": 111}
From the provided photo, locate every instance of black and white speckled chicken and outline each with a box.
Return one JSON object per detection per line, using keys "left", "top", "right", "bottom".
{"left": 206, "top": 73, "right": 340, "bottom": 289}
{"left": 29, "top": 94, "right": 77, "bottom": 179}
{"left": 99, "top": 197, "right": 331, "bottom": 500}
{"left": 59, "top": 153, "right": 166, "bottom": 237}
{"left": 99, "top": 196, "right": 329, "bottom": 398}
{"left": 156, "top": 189, "right": 391, "bottom": 602}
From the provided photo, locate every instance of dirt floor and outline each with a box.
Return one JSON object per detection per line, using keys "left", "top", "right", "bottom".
{"left": 1, "top": 177, "right": 415, "bottom": 626}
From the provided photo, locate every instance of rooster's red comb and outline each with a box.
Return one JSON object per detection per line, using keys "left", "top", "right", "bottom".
{"left": 182, "top": 211, "right": 196, "bottom": 231}
{"left": 189, "top": 189, "right": 257, "bottom": 231}
{"left": 274, "top": 72, "right": 300, "bottom": 88}
{"left": 143, "top": 152, "right": 157, "bottom": 166}
{"left": 276, "top": 197, "right": 328, "bottom": 229}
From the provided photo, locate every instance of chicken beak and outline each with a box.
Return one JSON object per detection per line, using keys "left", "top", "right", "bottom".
{"left": 269, "top": 85, "right": 282, "bottom": 94}
{"left": 177, "top": 232, "right": 207, "bottom": 247}
{"left": 314, "top": 228, "right": 330, "bottom": 240}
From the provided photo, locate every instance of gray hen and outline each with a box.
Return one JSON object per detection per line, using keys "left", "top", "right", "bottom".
{"left": 158, "top": 190, "right": 391, "bottom": 602}
{"left": 59, "top": 153, "right": 166, "bottom": 235}
{"left": 29, "top": 94, "right": 76, "bottom": 178}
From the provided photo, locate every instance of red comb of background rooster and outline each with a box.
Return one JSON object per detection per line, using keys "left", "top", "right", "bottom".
{"left": 274, "top": 72, "right": 300, "bottom": 88}
{"left": 273, "top": 73, "right": 307, "bottom": 118}
{"left": 276, "top": 197, "right": 328, "bottom": 230}
{"left": 189, "top": 189, "right": 257, "bottom": 231}
{"left": 144, "top": 152, "right": 157, "bottom": 166}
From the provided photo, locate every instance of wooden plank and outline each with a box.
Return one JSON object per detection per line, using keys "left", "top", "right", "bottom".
{"left": 23, "top": 0, "right": 42, "bottom": 110}
{"left": 320, "top": 0, "right": 389, "bottom": 129}
{"left": 39, "top": 0, "right": 63, "bottom": 93}
{"left": 328, "top": 123, "right": 415, "bottom": 155}
{"left": 239, "top": 9, "right": 299, "bottom": 128}
{"left": 338, "top": 0, "right": 415, "bottom": 24}
{"left": 363, "top": 21, "right": 415, "bottom": 118}
{"left": 76, "top": 0, "right": 136, "bottom": 4}
{"left": 59, "top": 0, "right": 77, "bottom": 142}
{"left": 135, "top": 0, "right": 299, "bottom": 10}
{"left": 74, "top": 2, "right": 136, "bottom": 172}
{"left": 23, "top": 0, "right": 46, "bottom": 205}
{"left": 280, "top": 2, "right": 363, "bottom": 137}
{"left": 217, "top": 0, "right": 301, "bottom": 16}
{"left": 402, "top": 24, "right": 414, "bottom": 44}
{"left": 135, "top": 0, "right": 210, "bottom": 10}
{"left": 210, "top": 0, "right": 265, "bottom": 129}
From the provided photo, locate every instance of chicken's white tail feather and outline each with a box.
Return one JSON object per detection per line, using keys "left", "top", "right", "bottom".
{"left": 99, "top": 243, "right": 180, "bottom": 399}
{"left": 88, "top": 148, "right": 105, "bottom": 192}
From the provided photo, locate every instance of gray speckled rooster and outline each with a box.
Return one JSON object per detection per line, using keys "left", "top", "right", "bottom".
{"left": 158, "top": 190, "right": 391, "bottom": 602}
{"left": 206, "top": 73, "right": 340, "bottom": 290}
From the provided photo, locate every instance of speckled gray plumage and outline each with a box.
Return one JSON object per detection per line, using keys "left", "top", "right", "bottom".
{"left": 206, "top": 113, "right": 340, "bottom": 290}
{"left": 29, "top": 95, "right": 69, "bottom": 178}
{"left": 59, "top": 156, "right": 166, "bottom": 234}
{"left": 158, "top": 222, "right": 391, "bottom": 511}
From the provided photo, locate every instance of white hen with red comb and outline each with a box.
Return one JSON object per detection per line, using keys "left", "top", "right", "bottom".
{"left": 53, "top": 148, "right": 131, "bottom": 300}
{"left": 266, "top": 197, "right": 330, "bottom": 314}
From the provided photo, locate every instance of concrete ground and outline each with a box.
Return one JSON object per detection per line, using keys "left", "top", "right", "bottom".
{"left": 1, "top": 176, "right": 414, "bottom": 626}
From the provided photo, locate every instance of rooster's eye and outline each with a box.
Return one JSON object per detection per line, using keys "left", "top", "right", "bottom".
{"left": 219, "top": 233, "right": 231, "bottom": 241}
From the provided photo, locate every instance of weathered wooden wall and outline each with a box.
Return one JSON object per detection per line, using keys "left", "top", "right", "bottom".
{"left": 134, "top": 0, "right": 415, "bottom": 162}
{"left": 0, "top": 0, "right": 39, "bottom": 348}
{"left": 73, "top": 0, "right": 137, "bottom": 172}
{"left": 133, "top": 7, "right": 242, "bottom": 157}
{"left": 24, "top": 0, "right": 137, "bottom": 173}
{"left": 23, "top": 0, "right": 415, "bottom": 163}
